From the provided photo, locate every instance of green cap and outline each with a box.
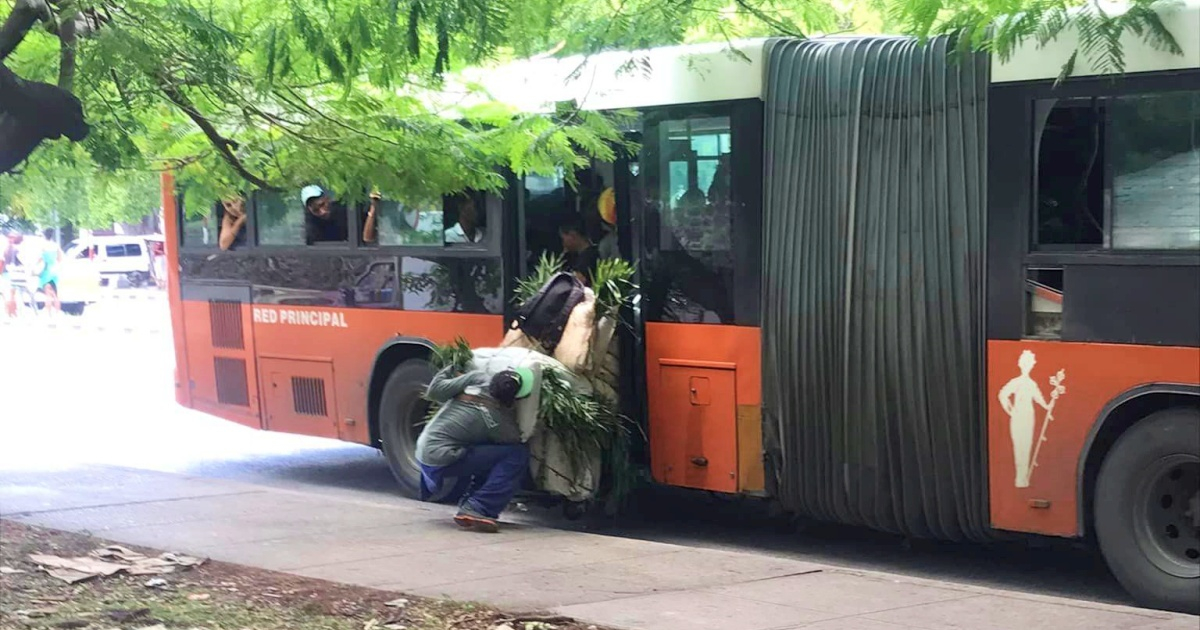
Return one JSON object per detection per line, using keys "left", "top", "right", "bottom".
{"left": 512, "top": 366, "right": 535, "bottom": 399}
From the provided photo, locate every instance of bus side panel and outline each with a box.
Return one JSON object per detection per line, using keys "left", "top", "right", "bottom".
{"left": 180, "top": 297, "right": 263, "bottom": 429}
{"left": 160, "top": 174, "right": 191, "bottom": 408}
{"left": 644, "top": 322, "right": 763, "bottom": 493}
{"left": 987, "top": 339, "right": 1200, "bottom": 536}
{"left": 249, "top": 305, "right": 502, "bottom": 445}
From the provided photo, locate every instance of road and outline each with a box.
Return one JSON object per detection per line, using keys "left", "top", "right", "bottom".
{"left": 0, "top": 297, "right": 1135, "bottom": 611}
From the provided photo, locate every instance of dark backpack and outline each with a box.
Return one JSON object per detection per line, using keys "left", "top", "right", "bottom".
{"left": 511, "top": 271, "right": 585, "bottom": 353}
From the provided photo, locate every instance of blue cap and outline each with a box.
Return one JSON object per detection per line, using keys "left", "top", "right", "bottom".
{"left": 301, "top": 185, "right": 324, "bottom": 205}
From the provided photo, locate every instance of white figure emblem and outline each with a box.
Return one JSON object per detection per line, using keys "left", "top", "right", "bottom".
{"left": 998, "top": 350, "right": 1067, "bottom": 488}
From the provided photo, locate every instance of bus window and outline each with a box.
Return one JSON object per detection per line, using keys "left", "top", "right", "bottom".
{"left": 1025, "top": 268, "right": 1064, "bottom": 339}
{"left": 1034, "top": 98, "right": 1106, "bottom": 249}
{"left": 1110, "top": 91, "right": 1200, "bottom": 250}
{"left": 1034, "top": 90, "right": 1200, "bottom": 251}
{"left": 255, "top": 188, "right": 349, "bottom": 246}
{"left": 443, "top": 192, "right": 491, "bottom": 247}
{"left": 522, "top": 169, "right": 568, "bottom": 269}
{"left": 181, "top": 203, "right": 216, "bottom": 248}
{"left": 641, "top": 113, "right": 739, "bottom": 324}
{"left": 399, "top": 256, "right": 503, "bottom": 313}
{"left": 359, "top": 198, "right": 443, "bottom": 247}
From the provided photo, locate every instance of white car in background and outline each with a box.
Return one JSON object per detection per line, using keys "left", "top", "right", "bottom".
{"left": 66, "top": 235, "right": 155, "bottom": 287}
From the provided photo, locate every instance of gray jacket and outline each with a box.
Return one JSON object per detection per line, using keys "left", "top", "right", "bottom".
{"left": 414, "top": 366, "right": 522, "bottom": 467}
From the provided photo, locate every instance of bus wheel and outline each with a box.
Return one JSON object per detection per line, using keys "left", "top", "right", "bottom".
{"left": 1095, "top": 407, "right": 1200, "bottom": 614}
{"left": 379, "top": 359, "right": 434, "bottom": 499}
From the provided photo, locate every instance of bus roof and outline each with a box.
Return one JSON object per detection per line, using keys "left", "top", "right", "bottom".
{"left": 442, "top": 38, "right": 769, "bottom": 114}
{"left": 434, "top": 0, "right": 1197, "bottom": 113}
{"left": 990, "top": 0, "right": 1200, "bottom": 83}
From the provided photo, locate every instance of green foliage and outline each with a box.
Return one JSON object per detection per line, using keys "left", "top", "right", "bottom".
{"left": 537, "top": 367, "right": 632, "bottom": 493}
{"left": 3, "top": 0, "right": 846, "bottom": 227}
{"left": 5, "top": 0, "right": 1189, "bottom": 229}
{"left": 887, "top": 0, "right": 1183, "bottom": 84}
{"left": 590, "top": 257, "right": 635, "bottom": 320}
{"left": 512, "top": 251, "right": 565, "bottom": 305}
{"left": 430, "top": 335, "right": 473, "bottom": 371}
{"left": 0, "top": 144, "right": 161, "bottom": 229}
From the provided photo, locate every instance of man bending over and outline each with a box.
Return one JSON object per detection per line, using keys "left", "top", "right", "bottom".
{"left": 416, "top": 364, "right": 534, "bottom": 532}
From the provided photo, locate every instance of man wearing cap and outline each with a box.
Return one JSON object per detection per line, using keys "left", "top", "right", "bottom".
{"left": 416, "top": 363, "right": 536, "bottom": 532}
{"left": 301, "top": 185, "right": 348, "bottom": 244}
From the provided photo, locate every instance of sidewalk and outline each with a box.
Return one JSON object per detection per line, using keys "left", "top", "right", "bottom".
{"left": 1, "top": 464, "right": 1194, "bottom": 630}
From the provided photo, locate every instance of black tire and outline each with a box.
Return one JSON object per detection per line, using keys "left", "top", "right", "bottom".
{"left": 62, "top": 303, "right": 85, "bottom": 316}
{"left": 1095, "top": 407, "right": 1200, "bottom": 614}
{"left": 378, "top": 359, "right": 434, "bottom": 498}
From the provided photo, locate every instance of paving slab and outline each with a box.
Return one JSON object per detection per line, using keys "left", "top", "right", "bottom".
{"left": 0, "top": 465, "right": 253, "bottom": 515}
{"left": 859, "top": 594, "right": 1171, "bottom": 630}
{"left": 781, "top": 618, "right": 930, "bottom": 629}
{"left": 292, "top": 528, "right": 658, "bottom": 590}
{"left": 557, "top": 589, "right": 837, "bottom": 630}
{"left": 707, "top": 571, "right": 974, "bottom": 616}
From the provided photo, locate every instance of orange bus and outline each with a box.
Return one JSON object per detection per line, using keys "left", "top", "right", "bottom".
{"left": 163, "top": 6, "right": 1200, "bottom": 614}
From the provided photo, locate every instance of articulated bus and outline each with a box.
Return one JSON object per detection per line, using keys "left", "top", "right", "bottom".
{"left": 162, "top": 1, "right": 1200, "bottom": 613}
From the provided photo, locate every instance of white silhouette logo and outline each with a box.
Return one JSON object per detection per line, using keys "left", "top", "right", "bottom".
{"left": 998, "top": 350, "right": 1067, "bottom": 488}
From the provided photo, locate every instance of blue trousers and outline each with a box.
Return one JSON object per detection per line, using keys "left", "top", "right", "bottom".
{"left": 419, "top": 444, "right": 529, "bottom": 519}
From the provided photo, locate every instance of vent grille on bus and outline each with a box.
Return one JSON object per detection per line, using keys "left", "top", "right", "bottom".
{"left": 291, "top": 376, "right": 328, "bottom": 416}
{"left": 214, "top": 357, "right": 250, "bottom": 407}
{"left": 209, "top": 300, "right": 244, "bottom": 349}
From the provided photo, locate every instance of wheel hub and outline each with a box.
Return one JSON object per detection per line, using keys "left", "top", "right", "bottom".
{"left": 1136, "top": 455, "right": 1200, "bottom": 579}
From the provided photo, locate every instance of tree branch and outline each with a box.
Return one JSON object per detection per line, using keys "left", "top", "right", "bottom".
{"left": 58, "top": 15, "right": 76, "bottom": 91}
{"left": 1, "top": 0, "right": 52, "bottom": 61}
{"left": 157, "top": 80, "right": 274, "bottom": 190}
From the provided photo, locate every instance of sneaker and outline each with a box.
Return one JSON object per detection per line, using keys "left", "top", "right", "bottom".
{"left": 453, "top": 502, "right": 499, "bottom": 533}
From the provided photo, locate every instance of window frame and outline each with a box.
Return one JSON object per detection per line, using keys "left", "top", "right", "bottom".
{"left": 1025, "top": 73, "right": 1200, "bottom": 261}
{"left": 988, "top": 68, "right": 1200, "bottom": 344}
{"left": 175, "top": 186, "right": 504, "bottom": 261}
{"left": 635, "top": 98, "right": 763, "bottom": 327}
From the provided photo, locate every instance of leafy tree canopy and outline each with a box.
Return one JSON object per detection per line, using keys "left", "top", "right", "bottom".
{"left": 0, "top": 0, "right": 1184, "bottom": 225}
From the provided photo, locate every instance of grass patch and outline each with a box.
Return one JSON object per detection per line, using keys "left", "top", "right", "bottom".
{"left": 0, "top": 520, "right": 603, "bottom": 630}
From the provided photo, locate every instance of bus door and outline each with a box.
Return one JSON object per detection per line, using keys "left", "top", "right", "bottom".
{"left": 178, "top": 282, "right": 263, "bottom": 429}
{"left": 633, "top": 104, "right": 765, "bottom": 495}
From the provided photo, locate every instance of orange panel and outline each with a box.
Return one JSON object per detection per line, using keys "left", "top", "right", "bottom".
{"left": 987, "top": 339, "right": 1200, "bottom": 537}
{"left": 247, "top": 305, "right": 503, "bottom": 445}
{"left": 652, "top": 364, "right": 739, "bottom": 492}
{"left": 644, "top": 323, "right": 762, "bottom": 494}
{"left": 180, "top": 300, "right": 262, "bottom": 429}
{"left": 161, "top": 174, "right": 190, "bottom": 407}
{"left": 260, "top": 358, "right": 339, "bottom": 439}
{"left": 645, "top": 323, "right": 762, "bottom": 403}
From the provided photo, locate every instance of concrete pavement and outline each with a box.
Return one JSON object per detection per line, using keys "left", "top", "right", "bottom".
{"left": 2, "top": 464, "right": 1194, "bottom": 630}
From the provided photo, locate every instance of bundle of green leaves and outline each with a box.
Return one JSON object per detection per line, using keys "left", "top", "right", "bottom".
{"left": 427, "top": 253, "right": 639, "bottom": 509}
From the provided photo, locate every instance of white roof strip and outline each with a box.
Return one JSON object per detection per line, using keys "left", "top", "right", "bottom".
{"left": 990, "top": 0, "right": 1200, "bottom": 83}
{"left": 440, "top": 39, "right": 768, "bottom": 114}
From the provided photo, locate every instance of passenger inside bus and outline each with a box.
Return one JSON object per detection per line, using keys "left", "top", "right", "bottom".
{"left": 559, "top": 217, "right": 598, "bottom": 285}
{"left": 444, "top": 194, "right": 487, "bottom": 245}
{"left": 217, "top": 197, "right": 248, "bottom": 251}
{"left": 301, "top": 185, "right": 349, "bottom": 245}
{"left": 362, "top": 190, "right": 380, "bottom": 245}
{"left": 596, "top": 186, "right": 618, "bottom": 260}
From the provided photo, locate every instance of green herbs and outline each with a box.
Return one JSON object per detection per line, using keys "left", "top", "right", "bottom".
{"left": 538, "top": 368, "right": 626, "bottom": 475}
{"left": 513, "top": 252, "right": 565, "bottom": 305}
{"left": 430, "top": 336, "right": 473, "bottom": 372}
{"left": 590, "top": 257, "right": 635, "bottom": 322}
